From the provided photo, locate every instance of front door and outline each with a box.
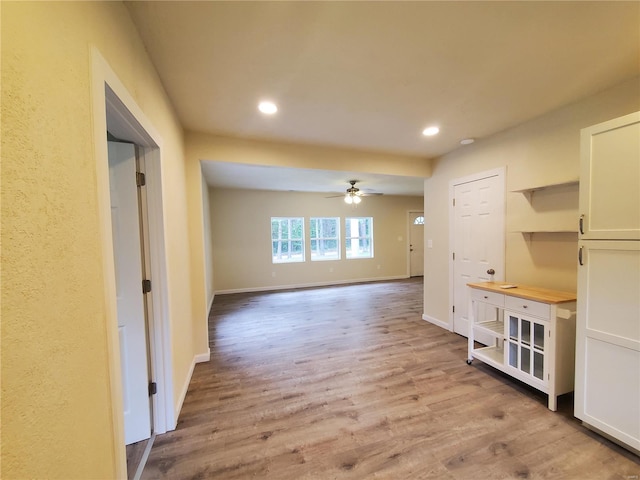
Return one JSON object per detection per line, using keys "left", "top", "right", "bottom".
{"left": 451, "top": 170, "right": 505, "bottom": 338}
{"left": 108, "top": 141, "right": 151, "bottom": 445}
{"left": 409, "top": 212, "right": 425, "bottom": 277}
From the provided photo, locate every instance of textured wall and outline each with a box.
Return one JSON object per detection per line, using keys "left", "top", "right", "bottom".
{"left": 1, "top": 2, "right": 192, "bottom": 478}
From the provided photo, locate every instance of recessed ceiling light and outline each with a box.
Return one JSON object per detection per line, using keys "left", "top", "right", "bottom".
{"left": 460, "top": 138, "right": 475, "bottom": 145}
{"left": 422, "top": 126, "right": 440, "bottom": 137}
{"left": 258, "top": 101, "right": 278, "bottom": 115}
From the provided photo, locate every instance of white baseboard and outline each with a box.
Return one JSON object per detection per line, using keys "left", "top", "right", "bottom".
{"left": 215, "top": 275, "right": 409, "bottom": 295}
{"left": 175, "top": 361, "right": 194, "bottom": 423}
{"left": 195, "top": 349, "right": 210, "bottom": 363}
{"left": 207, "top": 294, "right": 215, "bottom": 316}
{"left": 422, "top": 313, "right": 450, "bottom": 331}
{"left": 174, "top": 349, "right": 210, "bottom": 421}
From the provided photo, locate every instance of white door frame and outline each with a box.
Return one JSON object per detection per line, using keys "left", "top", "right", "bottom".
{"left": 91, "top": 47, "right": 174, "bottom": 477}
{"left": 448, "top": 167, "right": 506, "bottom": 332}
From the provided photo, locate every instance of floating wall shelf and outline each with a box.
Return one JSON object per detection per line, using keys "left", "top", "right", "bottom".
{"left": 511, "top": 180, "right": 579, "bottom": 202}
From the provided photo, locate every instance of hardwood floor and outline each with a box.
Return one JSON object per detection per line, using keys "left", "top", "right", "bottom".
{"left": 142, "top": 278, "right": 639, "bottom": 479}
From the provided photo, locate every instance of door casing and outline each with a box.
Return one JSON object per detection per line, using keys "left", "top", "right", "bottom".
{"left": 92, "top": 47, "right": 174, "bottom": 477}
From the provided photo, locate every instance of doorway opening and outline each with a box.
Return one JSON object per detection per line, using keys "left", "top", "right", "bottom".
{"left": 92, "top": 47, "right": 174, "bottom": 479}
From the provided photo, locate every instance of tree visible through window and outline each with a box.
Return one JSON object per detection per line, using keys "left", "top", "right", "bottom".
{"left": 310, "top": 217, "right": 340, "bottom": 261}
{"left": 271, "top": 217, "right": 305, "bottom": 263}
{"left": 345, "top": 217, "right": 373, "bottom": 259}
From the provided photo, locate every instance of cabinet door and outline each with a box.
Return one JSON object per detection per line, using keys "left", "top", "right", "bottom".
{"left": 506, "top": 311, "right": 547, "bottom": 387}
{"left": 579, "top": 111, "right": 640, "bottom": 240}
{"left": 575, "top": 240, "right": 640, "bottom": 451}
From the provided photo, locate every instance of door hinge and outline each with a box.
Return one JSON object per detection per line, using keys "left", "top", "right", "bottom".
{"left": 142, "top": 279, "right": 152, "bottom": 294}
{"left": 453, "top": 198, "right": 456, "bottom": 207}
{"left": 136, "top": 171, "right": 146, "bottom": 187}
{"left": 453, "top": 252, "right": 455, "bottom": 261}
{"left": 452, "top": 305, "right": 455, "bottom": 313}
{"left": 148, "top": 382, "right": 157, "bottom": 396}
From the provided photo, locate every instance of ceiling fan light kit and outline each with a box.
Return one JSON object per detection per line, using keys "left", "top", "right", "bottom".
{"left": 344, "top": 193, "right": 361, "bottom": 204}
{"left": 325, "top": 180, "right": 383, "bottom": 203}
{"left": 337, "top": 180, "right": 381, "bottom": 204}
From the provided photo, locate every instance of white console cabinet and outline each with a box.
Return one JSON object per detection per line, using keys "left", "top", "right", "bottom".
{"left": 467, "top": 282, "right": 576, "bottom": 411}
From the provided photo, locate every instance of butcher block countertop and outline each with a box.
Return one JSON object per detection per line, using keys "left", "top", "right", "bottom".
{"left": 467, "top": 282, "right": 577, "bottom": 304}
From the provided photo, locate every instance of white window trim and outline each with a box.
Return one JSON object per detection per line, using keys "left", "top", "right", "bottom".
{"left": 345, "top": 217, "right": 374, "bottom": 259}
{"left": 271, "top": 217, "right": 305, "bottom": 263}
{"left": 310, "top": 217, "right": 341, "bottom": 261}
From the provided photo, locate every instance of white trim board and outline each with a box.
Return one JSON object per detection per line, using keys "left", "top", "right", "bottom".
{"left": 422, "top": 314, "right": 449, "bottom": 330}
{"left": 175, "top": 351, "right": 211, "bottom": 422}
{"left": 215, "top": 275, "right": 409, "bottom": 295}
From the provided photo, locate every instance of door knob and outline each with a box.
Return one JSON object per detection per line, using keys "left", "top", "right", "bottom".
{"left": 487, "top": 269, "right": 495, "bottom": 275}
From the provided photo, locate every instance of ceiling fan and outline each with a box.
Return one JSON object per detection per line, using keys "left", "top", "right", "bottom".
{"left": 327, "top": 180, "right": 383, "bottom": 204}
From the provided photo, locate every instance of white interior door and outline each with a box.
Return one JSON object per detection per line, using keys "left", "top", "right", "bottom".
{"left": 409, "top": 212, "right": 425, "bottom": 277}
{"left": 451, "top": 171, "right": 505, "bottom": 338}
{"left": 108, "top": 141, "right": 151, "bottom": 445}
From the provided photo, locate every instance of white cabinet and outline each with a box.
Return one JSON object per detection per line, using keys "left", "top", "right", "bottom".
{"left": 575, "top": 240, "right": 640, "bottom": 453}
{"left": 576, "top": 112, "right": 640, "bottom": 455}
{"left": 579, "top": 111, "right": 640, "bottom": 240}
{"left": 467, "top": 282, "right": 576, "bottom": 411}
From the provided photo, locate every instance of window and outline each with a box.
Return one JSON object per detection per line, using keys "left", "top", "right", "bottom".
{"left": 413, "top": 216, "right": 425, "bottom": 225}
{"left": 345, "top": 217, "right": 373, "bottom": 259}
{"left": 310, "top": 217, "right": 340, "bottom": 261}
{"left": 271, "top": 217, "right": 305, "bottom": 263}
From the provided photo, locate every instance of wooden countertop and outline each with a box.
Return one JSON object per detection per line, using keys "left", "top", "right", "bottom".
{"left": 467, "top": 282, "right": 576, "bottom": 304}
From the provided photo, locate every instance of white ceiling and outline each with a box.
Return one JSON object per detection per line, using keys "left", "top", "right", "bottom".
{"left": 127, "top": 1, "right": 640, "bottom": 195}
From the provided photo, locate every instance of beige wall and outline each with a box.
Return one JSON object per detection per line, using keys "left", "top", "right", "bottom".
{"left": 423, "top": 76, "right": 640, "bottom": 326}
{"left": 183, "top": 130, "right": 430, "bottom": 337}
{"left": 210, "top": 189, "right": 423, "bottom": 292}
{"left": 187, "top": 132, "right": 432, "bottom": 177}
{"left": 1, "top": 2, "right": 195, "bottom": 478}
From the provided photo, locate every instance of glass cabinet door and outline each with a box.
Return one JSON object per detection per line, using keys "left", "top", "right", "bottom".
{"left": 506, "top": 312, "right": 547, "bottom": 384}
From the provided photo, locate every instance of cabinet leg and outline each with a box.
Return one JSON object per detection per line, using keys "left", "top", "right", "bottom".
{"left": 548, "top": 395, "right": 557, "bottom": 411}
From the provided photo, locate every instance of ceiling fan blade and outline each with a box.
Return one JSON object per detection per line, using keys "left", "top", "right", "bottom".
{"left": 358, "top": 192, "right": 383, "bottom": 196}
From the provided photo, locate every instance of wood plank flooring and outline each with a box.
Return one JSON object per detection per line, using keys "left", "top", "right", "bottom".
{"left": 142, "top": 278, "right": 640, "bottom": 479}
